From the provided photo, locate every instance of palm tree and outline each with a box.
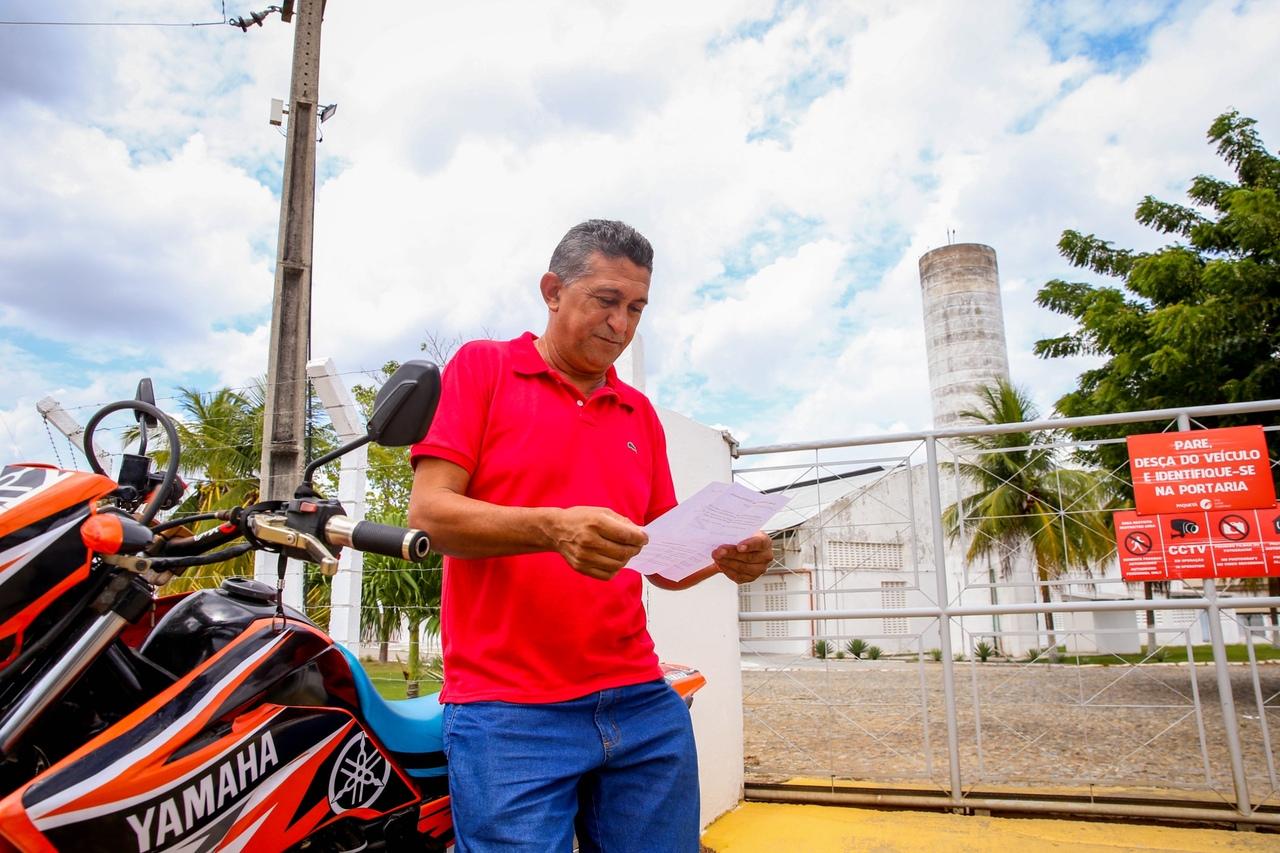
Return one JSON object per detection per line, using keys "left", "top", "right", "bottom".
{"left": 127, "top": 381, "right": 334, "bottom": 601}
{"left": 942, "top": 381, "right": 1118, "bottom": 657}
{"left": 360, "top": 508, "right": 443, "bottom": 693}
{"left": 122, "top": 385, "right": 264, "bottom": 590}
{"left": 351, "top": 363, "right": 445, "bottom": 686}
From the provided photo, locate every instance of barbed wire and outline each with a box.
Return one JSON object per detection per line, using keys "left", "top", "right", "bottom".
{"left": 52, "top": 365, "right": 397, "bottom": 415}
{"left": 43, "top": 339, "right": 468, "bottom": 417}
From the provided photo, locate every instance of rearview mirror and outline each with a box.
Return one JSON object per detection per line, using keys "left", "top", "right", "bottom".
{"left": 134, "top": 378, "right": 159, "bottom": 430}
{"left": 368, "top": 360, "right": 441, "bottom": 447}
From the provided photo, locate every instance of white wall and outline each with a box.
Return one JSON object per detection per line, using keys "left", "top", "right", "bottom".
{"left": 742, "top": 461, "right": 1148, "bottom": 658}
{"left": 647, "top": 406, "right": 743, "bottom": 830}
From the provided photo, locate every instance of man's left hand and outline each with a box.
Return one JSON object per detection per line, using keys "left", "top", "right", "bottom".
{"left": 711, "top": 531, "right": 773, "bottom": 584}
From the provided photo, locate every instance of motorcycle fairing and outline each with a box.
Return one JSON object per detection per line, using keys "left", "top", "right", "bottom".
{"left": 416, "top": 794, "right": 452, "bottom": 840}
{"left": 0, "top": 514, "right": 90, "bottom": 672}
{"left": 0, "top": 466, "right": 117, "bottom": 671}
{"left": 0, "top": 619, "right": 418, "bottom": 852}
{"left": 0, "top": 466, "right": 116, "bottom": 541}
{"left": 335, "top": 644, "right": 446, "bottom": 778}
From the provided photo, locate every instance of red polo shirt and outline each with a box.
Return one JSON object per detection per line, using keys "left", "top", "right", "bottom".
{"left": 410, "top": 333, "right": 676, "bottom": 703}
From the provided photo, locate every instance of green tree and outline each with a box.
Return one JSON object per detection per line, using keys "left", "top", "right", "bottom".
{"left": 128, "top": 385, "right": 264, "bottom": 591}
{"left": 1034, "top": 109, "right": 1280, "bottom": 631}
{"left": 360, "top": 510, "right": 443, "bottom": 689}
{"left": 1034, "top": 110, "right": 1280, "bottom": 471}
{"left": 351, "top": 352, "right": 452, "bottom": 689}
{"left": 942, "top": 381, "right": 1119, "bottom": 657}
{"left": 130, "top": 381, "right": 334, "bottom": 605}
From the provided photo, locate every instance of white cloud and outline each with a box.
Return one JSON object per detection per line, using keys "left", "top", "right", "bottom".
{"left": 0, "top": 0, "right": 1277, "bottom": 476}
{"left": 0, "top": 111, "right": 276, "bottom": 348}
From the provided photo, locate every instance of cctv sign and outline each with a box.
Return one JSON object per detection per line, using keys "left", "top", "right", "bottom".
{"left": 1127, "top": 426, "right": 1274, "bottom": 515}
{"left": 1115, "top": 505, "right": 1280, "bottom": 580}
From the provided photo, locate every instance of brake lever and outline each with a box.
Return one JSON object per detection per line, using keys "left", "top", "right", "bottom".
{"left": 248, "top": 514, "right": 340, "bottom": 576}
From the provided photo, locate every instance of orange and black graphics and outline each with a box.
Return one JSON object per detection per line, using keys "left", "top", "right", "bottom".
{"left": 0, "top": 620, "right": 419, "bottom": 852}
{"left": 0, "top": 466, "right": 117, "bottom": 672}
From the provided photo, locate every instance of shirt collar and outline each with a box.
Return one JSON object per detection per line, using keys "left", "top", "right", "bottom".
{"left": 510, "top": 332, "right": 641, "bottom": 411}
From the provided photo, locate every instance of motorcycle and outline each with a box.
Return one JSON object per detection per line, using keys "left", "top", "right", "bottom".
{"left": 0, "top": 363, "right": 706, "bottom": 852}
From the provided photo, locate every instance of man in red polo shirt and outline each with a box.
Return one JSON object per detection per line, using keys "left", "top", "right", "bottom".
{"left": 408, "top": 220, "right": 771, "bottom": 852}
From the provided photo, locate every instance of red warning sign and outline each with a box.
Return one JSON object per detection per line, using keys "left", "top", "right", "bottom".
{"left": 1114, "top": 513, "right": 1164, "bottom": 580}
{"left": 1262, "top": 507, "right": 1280, "bottom": 576}
{"left": 1127, "top": 425, "right": 1274, "bottom": 515}
{"left": 1115, "top": 503, "right": 1280, "bottom": 580}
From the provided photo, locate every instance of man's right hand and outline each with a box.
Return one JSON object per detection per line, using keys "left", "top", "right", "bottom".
{"left": 551, "top": 507, "right": 648, "bottom": 581}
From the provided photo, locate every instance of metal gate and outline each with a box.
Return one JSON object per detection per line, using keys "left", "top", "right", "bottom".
{"left": 733, "top": 399, "right": 1280, "bottom": 827}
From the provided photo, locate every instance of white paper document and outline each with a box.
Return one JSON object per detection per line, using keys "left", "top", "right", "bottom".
{"left": 628, "top": 482, "right": 790, "bottom": 581}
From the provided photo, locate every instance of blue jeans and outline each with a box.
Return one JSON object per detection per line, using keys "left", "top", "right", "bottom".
{"left": 443, "top": 680, "right": 700, "bottom": 852}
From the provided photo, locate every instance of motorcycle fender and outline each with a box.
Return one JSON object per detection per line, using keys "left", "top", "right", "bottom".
{"left": 0, "top": 619, "right": 418, "bottom": 852}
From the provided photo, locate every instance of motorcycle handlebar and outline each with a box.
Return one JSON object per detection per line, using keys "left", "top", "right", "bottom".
{"left": 323, "top": 516, "right": 431, "bottom": 563}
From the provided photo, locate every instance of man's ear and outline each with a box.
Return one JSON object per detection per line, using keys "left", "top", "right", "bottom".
{"left": 540, "top": 272, "right": 564, "bottom": 311}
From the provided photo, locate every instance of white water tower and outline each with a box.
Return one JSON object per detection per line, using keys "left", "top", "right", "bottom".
{"left": 918, "top": 243, "right": 1011, "bottom": 428}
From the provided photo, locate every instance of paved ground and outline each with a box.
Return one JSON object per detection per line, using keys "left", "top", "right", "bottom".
{"left": 742, "top": 657, "right": 1280, "bottom": 796}
{"left": 701, "top": 803, "right": 1280, "bottom": 852}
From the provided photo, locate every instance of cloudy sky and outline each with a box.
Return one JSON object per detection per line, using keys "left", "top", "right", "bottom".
{"left": 1, "top": 0, "right": 1277, "bottom": 468}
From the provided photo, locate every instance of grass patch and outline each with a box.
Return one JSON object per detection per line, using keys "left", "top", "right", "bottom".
{"left": 359, "top": 660, "right": 443, "bottom": 700}
{"left": 1027, "top": 644, "right": 1280, "bottom": 666}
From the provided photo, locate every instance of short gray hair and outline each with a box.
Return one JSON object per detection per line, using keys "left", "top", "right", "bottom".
{"left": 548, "top": 220, "right": 654, "bottom": 286}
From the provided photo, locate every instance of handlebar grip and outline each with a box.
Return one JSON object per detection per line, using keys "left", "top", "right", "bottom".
{"left": 346, "top": 520, "right": 431, "bottom": 562}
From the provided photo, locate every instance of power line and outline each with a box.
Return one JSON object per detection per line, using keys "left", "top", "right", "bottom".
{"left": 0, "top": 19, "right": 227, "bottom": 27}
{"left": 0, "top": 2, "right": 240, "bottom": 29}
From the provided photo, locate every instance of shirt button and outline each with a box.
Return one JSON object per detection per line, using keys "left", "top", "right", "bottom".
{"left": 576, "top": 400, "right": 584, "bottom": 407}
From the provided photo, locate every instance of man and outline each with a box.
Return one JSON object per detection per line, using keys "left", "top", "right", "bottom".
{"left": 407, "top": 219, "right": 772, "bottom": 852}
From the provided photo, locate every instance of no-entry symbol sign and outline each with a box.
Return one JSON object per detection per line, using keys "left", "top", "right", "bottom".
{"left": 1219, "top": 514, "right": 1250, "bottom": 541}
{"left": 1123, "top": 531, "right": 1153, "bottom": 555}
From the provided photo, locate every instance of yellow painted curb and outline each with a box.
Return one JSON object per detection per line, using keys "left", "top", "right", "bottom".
{"left": 702, "top": 802, "right": 1277, "bottom": 853}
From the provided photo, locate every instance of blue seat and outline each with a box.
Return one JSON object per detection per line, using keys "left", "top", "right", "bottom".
{"left": 337, "top": 645, "right": 446, "bottom": 778}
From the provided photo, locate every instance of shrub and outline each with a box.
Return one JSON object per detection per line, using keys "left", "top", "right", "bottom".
{"left": 928, "top": 648, "right": 942, "bottom": 662}
{"left": 954, "top": 652, "right": 966, "bottom": 662}
{"left": 866, "top": 645, "right": 883, "bottom": 660}
{"left": 813, "top": 639, "right": 831, "bottom": 660}
{"left": 835, "top": 651, "right": 845, "bottom": 659}
{"left": 974, "top": 641, "right": 995, "bottom": 663}
{"left": 845, "top": 638, "right": 868, "bottom": 659}
{"left": 1024, "top": 647, "right": 1041, "bottom": 663}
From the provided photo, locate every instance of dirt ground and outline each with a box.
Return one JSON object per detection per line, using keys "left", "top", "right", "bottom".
{"left": 741, "top": 656, "right": 1280, "bottom": 801}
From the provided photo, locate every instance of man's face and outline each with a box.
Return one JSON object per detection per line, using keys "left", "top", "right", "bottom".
{"left": 542, "top": 252, "right": 651, "bottom": 376}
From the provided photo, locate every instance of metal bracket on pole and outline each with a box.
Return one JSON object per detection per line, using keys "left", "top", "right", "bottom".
{"left": 307, "top": 358, "right": 367, "bottom": 652}
{"left": 36, "top": 397, "right": 112, "bottom": 469}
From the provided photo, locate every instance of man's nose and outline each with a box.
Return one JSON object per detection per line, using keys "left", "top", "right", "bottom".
{"left": 605, "top": 307, "right": 629, "bottom": 334}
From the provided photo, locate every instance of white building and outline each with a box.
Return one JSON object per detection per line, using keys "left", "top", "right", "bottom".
{"left": 733, "top": 243, "right": 1213, "bottom": 660}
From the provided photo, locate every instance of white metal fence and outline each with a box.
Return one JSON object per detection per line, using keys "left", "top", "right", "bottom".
{"left": 733, "top": 399, "right": 1280, "bottom": 827}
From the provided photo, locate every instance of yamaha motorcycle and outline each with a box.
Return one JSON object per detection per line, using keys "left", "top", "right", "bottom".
{"left": 0, "top": 362, "right": 705, "bottom": 852}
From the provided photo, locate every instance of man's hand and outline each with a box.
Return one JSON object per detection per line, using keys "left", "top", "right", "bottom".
{"left": 552, "top": 507, "right": 648, "bottom": 581}
{"left": 711, "top": 531, "right": 773, "bottom": 584}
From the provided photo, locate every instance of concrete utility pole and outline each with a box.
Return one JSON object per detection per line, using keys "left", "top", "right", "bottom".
{"left": 255, "top": 0, "right": 324, "bottom": 602}
{"left": 259, "top": 0, "right": 324, "bottom": 507}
